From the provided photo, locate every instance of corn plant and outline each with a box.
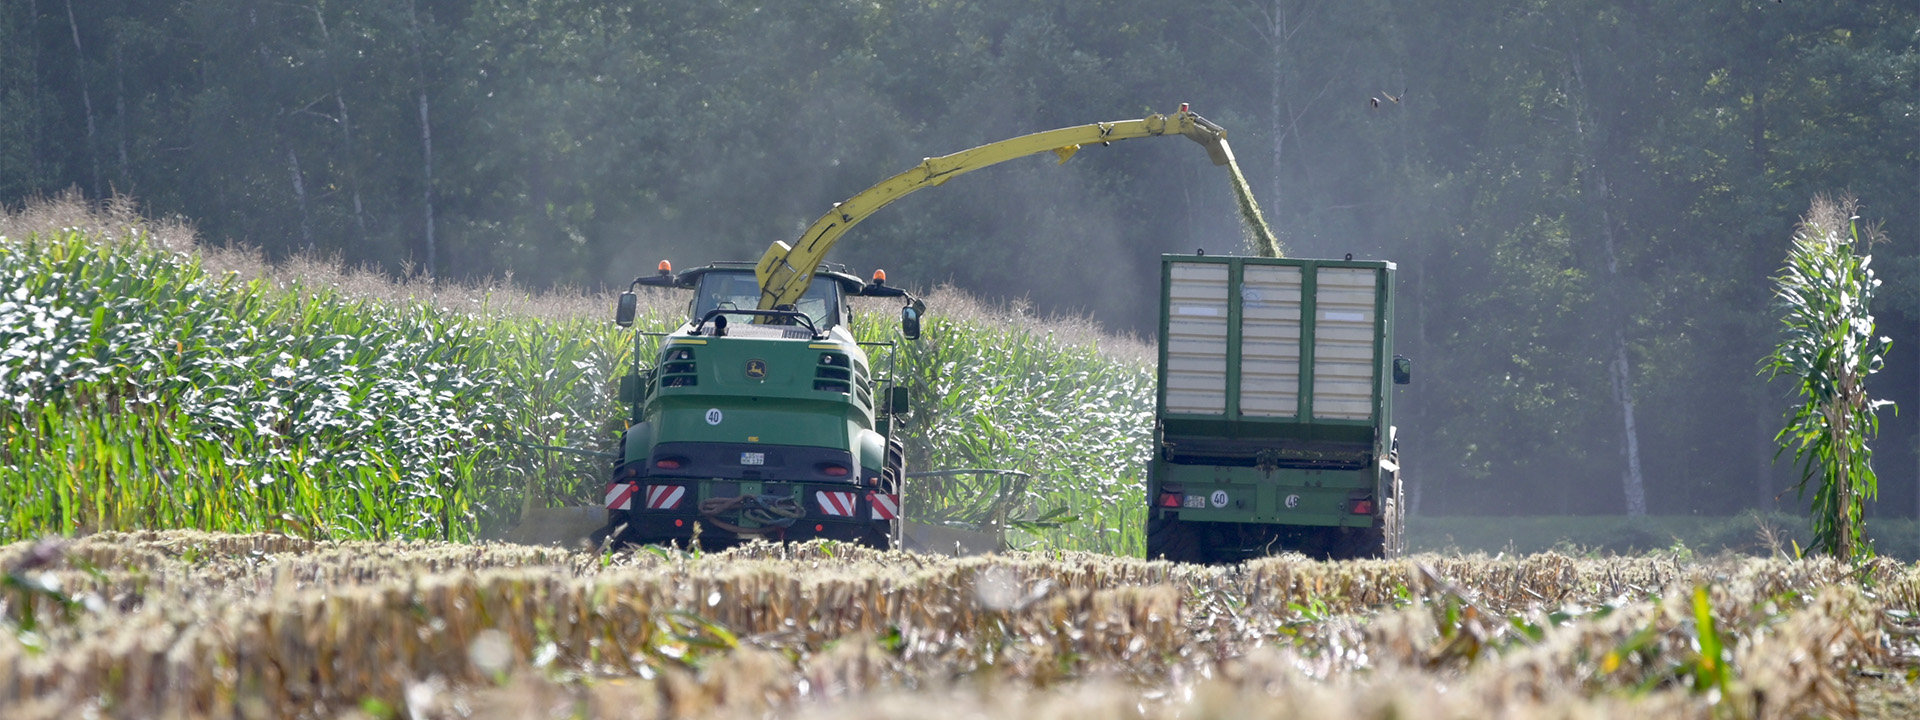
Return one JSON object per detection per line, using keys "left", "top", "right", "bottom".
{"left": 857, "top": 311, "right": 1154, "bottom": 555}
{"left": 2, "top": 222, "right": 1160, "bottom": 552}
{"left": 0, "top": 227, "right": 641, "bottom": 542}
{"left": 1762, "top": 196, "right": 1894, "bottom": 560}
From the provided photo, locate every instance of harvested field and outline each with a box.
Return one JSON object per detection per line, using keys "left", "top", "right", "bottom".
{"left": 4, "top": 532, "right": 1919, "bottom": 718}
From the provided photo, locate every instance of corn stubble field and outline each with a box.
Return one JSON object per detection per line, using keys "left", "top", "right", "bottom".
{"left": 6, "top": 199, "right": 1920, "bottom": 717}
{"left": 4, "top": 532, "right": 1920, "bottom": 719}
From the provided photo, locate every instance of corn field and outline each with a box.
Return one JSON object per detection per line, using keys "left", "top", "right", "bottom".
{"left": 0, "top": 199, "right": 1153, "bottom": 552}
{"left": 7, "top": 199, "right": 1920, "bottom": 719}
{"left": 2, "top": 531, "right": 1918, "bottom": 718}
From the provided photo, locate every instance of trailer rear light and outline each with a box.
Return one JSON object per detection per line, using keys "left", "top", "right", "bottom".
{"left": 819, "top": 464, "right": 850, "bottom": 477}
{"left": 1159, "top": 492, "right": 1183, "bottom": 508}
{"left": 1351, "top": 499, "right": 1374, "bottom": 514}
{"left": 654, "top": 458, "right": 683, "bottom": 470}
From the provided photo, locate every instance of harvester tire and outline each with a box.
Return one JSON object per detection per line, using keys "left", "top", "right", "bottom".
{"left": 1384, "top": 474, "right": 1405, "bottom": 558}
{"left": 877, "top": 437, "right": 906, "bottom": 550}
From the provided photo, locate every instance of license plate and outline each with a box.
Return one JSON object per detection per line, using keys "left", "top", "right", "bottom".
{"left": 1184, "top": 495, "right": 1206, "bottom": 509}
{"left": 739, "top": 452, "right": 765, "bottom": 466}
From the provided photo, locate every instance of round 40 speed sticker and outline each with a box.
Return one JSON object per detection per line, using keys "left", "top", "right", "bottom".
{"left": 706, "top": 408, "right": 723, "bottom": 425}
{"left": 1210, "top": 490, "right": 1229, "bottom": 508}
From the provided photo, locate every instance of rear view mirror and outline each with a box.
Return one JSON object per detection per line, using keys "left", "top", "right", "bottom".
{"left": 1392, "top": 355, "right": 1412, "bottom": 385}
{"left": 900, "top": 306, "right": 921, "bottom": 340}
{"left": 888, "top": 386, "right": 910, "bottom": 414}
{"left": 615, "top": 291, "right": 638, "bottom": 327}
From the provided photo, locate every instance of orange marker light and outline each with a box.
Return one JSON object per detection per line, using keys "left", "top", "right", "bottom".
{"left": 674, "top": 519, "right": 684, "bottom": 527}
{"left": 658, "top": 259, "right": 673, "bottom": 274}
{"left": 871, "top": 269, "right": 887, "bottom": 284}
{"left": 815, "top": 524, "right": 825, "bottom": 532}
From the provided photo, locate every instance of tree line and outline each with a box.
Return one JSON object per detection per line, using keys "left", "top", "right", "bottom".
{"left": 2, "top": 0, "right": 1914, "bottom": 518}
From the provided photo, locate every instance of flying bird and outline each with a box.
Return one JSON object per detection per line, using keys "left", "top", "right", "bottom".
{"left": 1370, "top": 97, "right": 1381, "bottom": 109}
{"left": 1382, "top": 89, "right": 1404, "bottom": 104}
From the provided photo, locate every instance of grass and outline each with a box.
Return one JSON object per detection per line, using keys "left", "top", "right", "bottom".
{"left": 2, "top": 531, "right": 1918, "bottom": 718}
{"left": 0, "top": 195, "right": 1158, "bottom": 551}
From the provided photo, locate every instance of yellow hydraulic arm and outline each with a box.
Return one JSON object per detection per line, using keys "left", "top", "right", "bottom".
{"left": 754, "top": 104, "right": 1280, "bottom": 311}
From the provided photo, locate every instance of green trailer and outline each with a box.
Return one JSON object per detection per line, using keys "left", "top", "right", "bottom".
{"left": 1145, "top": 254, "right": 1410, "bottom": 563}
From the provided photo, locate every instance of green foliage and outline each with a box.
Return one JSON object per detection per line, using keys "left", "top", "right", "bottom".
{"left": 864, "top": 311, "right": 1154, "bottom": 556}
{"left": 1762, "top": 196, "right": 1894, "bottom": 560}
{"left": 0, "top": 226, "right": 644, "bottom": 541}
{"left": 0, "top": 225, "right": 1158, "bottom": 552}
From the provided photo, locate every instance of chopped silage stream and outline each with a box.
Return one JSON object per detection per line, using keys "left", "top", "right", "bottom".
{"left": 3, "top": 532, "right": 1918, "bottom": 718}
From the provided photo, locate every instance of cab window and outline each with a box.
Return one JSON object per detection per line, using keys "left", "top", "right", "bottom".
{"left": 692, "top": 272, "right": 841, "bottom": 329}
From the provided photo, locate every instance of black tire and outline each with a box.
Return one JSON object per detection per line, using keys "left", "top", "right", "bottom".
{"left": 1147, "top": 516, "right": 1210, "bottom": 564}
{"left": 871, "top": 436, "right": 906, "bottom": 550}
{"left": 587, "top": 520, "right": 615, "bottom": 549}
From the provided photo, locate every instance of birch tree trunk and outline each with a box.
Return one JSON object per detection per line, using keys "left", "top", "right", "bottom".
{"left": 341, "top": 93, "right": 370, "bottom": 246}
{"left": 407, "top": 0, "right": 436, "bottom": 279}
{"left": 1568, "top": 49, "right": 1648, "bottom": 516}
{"left": 62, "top": 0, "right": 99, "bottom": 197}
{"left": 114, "top": 38, "right": 127, "bottom": 189}
{"left": 287, "top": 148, "right": 312, "bottom": 252}
{"left": 1241, "top": 0, "right": 1332, "bottom": 251}
{"left": 311, "top": 2, "right": 370, "bottom": 248}
{"left": 29, "top": 0, "right": 43, "bottom": 182}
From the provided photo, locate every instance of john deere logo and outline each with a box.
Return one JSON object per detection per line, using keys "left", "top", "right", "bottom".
{"left": 744, "top": 359, "right": 767, "bottom": 379}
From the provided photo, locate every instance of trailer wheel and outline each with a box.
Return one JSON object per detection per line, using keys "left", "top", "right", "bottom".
{"left": 1329, "top": 523, "right": 1386, "bottom": 560}
{"left": 1147, "top": 516, "right": 1210, "bottom": 564}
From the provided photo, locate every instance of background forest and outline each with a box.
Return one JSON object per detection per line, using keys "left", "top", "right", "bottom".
{"left": 2, "top": 0, "right": 1914, "bottom": 520}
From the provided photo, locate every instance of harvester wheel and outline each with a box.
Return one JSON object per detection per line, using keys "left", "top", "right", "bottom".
{"left": 882, "top": 437, "right": 906, "bottom": 488}
{"left": 876, "top": 437, "right": 906, "bottom": 550}
{"left": 1384, "top": 474, "right": 1405, "bottom": 558}
{"left": 1147, "top": 516, "right": 1209, "bottom": 564}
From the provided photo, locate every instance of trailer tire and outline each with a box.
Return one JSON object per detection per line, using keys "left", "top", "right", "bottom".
{"left": 1147, "top": 516, "right": 1210, "bottom": 564}
{"left": 1330, "top": 524, "right": 1386, "bottom": 560}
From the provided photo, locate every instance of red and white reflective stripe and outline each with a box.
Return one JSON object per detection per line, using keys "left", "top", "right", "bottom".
{"left": 645, "top": 485, "right": 687, "bottom": 510}
{"left": 815, "top": 490, "right": 857, "bottom": 517}
{"left": 605, "top": 482, "right": 636, "bottom": 510}
{"left": 868, "top": 492, "right": 899, "bottom": 520}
